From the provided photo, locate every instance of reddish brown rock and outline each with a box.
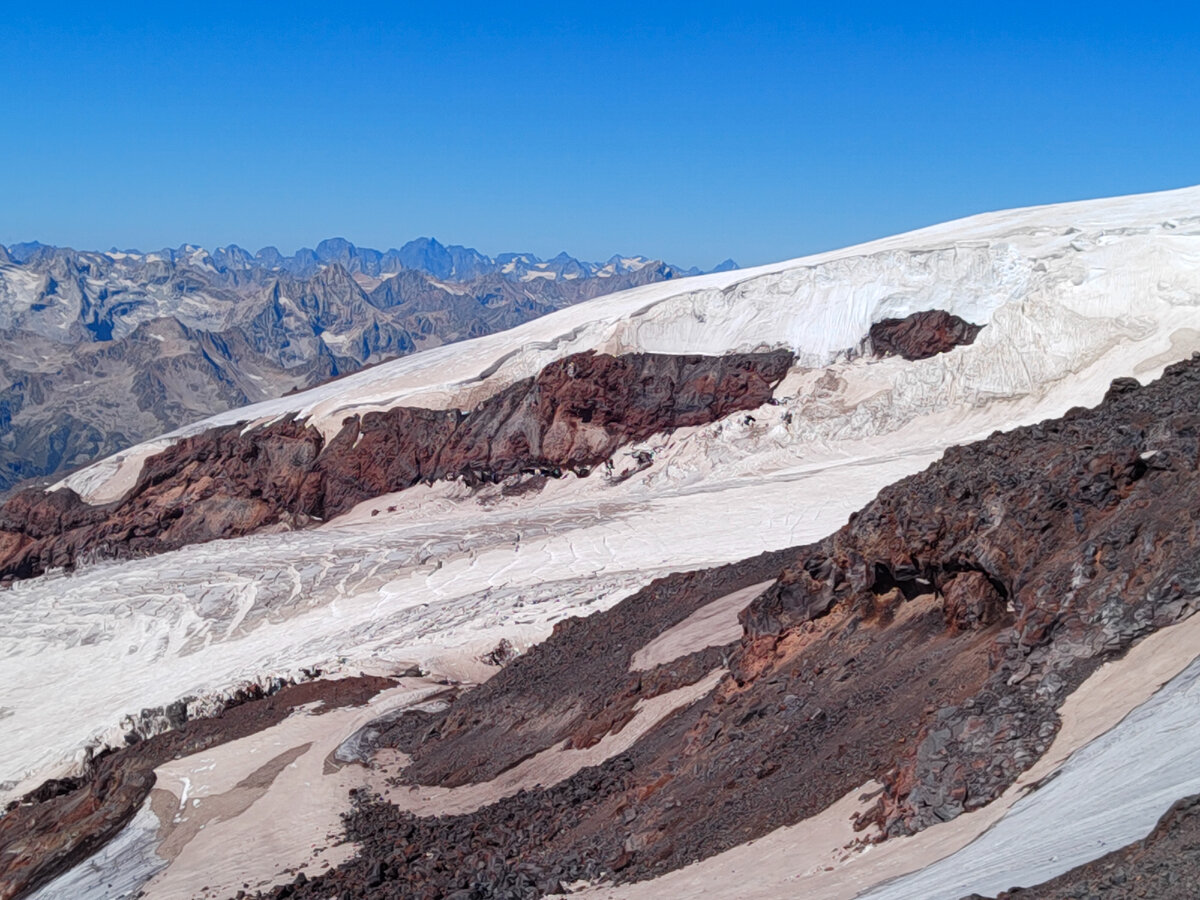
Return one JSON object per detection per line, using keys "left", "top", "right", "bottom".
{"left": 942, "top": 570, "right": 1007, "bottom": 631}
{"left": 311, "top": 349, "right": 792, "bottom": 517}
{"left": 0, "top": 349, "right": 793, "bottom": 580}
{"left": 303, "top": 406, "right": 459, "bottom": 519}
{"left": 870, "top": 309, "right": 983, "bottom": 360}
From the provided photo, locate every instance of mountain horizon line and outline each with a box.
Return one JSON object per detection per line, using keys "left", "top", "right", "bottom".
{"left": 0, "top": 236, "right": 739, "bottom": 281}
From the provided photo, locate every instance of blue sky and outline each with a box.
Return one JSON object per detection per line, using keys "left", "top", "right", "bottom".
{"left": 2, "top": 2, "right": 1198, "bottom": 268}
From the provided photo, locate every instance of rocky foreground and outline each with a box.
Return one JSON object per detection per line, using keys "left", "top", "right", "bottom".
{"left": 6, "top": 349, "right": 1188, "bottom": 898}
{"left": 219, "top": 353, "right": 1197, "bottom": 899}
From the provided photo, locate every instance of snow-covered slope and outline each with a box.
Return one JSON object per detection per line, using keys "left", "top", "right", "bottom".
{"left": 7, "top": 185, "right": 1200, "bottom": 899}
{"left": 59, "top": 184, "right": 1200, "bottom": 497}
{"left": 19, "top": 184, "right": 1200, "bottom": 781}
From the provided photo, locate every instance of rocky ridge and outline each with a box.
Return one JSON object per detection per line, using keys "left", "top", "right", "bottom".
{"left": 0, "top": 349, "right": 792, "bottom": 581}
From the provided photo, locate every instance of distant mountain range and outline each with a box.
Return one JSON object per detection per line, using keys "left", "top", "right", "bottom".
{"left": 2, "top": 237, "right": 736, "bottom": 283}
{"left": 0, "top": 238, "right": 737, "bottom": 492}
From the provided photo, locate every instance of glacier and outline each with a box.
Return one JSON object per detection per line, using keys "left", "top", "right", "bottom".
{"left": 7, "top": 184, "right": 1200, "bottom": 898}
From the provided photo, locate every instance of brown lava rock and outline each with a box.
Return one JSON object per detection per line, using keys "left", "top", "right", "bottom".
{"left": 870, "top": 309, "right": 984, "bottom": 360}
{"left": 0, "top": 349, "right": 792, "bottom": 581}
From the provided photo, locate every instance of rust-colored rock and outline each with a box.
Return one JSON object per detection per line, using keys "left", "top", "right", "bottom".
{"left": 942, "top": 570, "right": 1007, "bottom": 631}
{"left": 0, "top": 349, "right": 792, "bottom": 581}
{"left": 870, "top": 309, "right": 983, "bottom": 360}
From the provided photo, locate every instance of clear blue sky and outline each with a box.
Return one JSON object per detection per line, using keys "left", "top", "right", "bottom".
{"left": 2, "top": 2, "right": 1198, "bottom": 268}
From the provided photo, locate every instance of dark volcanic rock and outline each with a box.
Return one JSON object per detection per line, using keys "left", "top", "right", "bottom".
{"left": 870, "top": 309, "right": 983, "bottom": 360}
{"left": 400, "top": 550, "right": 794, "bottom": 788}
{"left": 252, "top": 355, "right": 1200, "bottom": 899}
{"left": 742, "top": 356, "right": 1200, "bottom": 836}
{"left": 0, "top": 349, "right": 792, "bottom": 580}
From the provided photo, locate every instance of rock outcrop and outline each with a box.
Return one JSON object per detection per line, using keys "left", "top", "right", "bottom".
{"left": 246, "top": 354, "right": 1200, "bottom": 899}
{"left": 0, "top": 349, "right": 792, "bottom": 581}
{"left": 869, "top": 309, "right": 983, "bottom": 360}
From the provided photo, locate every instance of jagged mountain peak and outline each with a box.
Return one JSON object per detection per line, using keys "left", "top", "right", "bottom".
{"left": 1, "top": 236, "right": 734, "bottom": 288}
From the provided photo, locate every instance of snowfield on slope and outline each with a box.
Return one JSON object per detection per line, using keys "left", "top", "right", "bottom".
{"left": 7, "top": 185, "right": 1200, "bottom": 897}
{"left": 56, "top": 183, "right": 1200, "bottom": 498}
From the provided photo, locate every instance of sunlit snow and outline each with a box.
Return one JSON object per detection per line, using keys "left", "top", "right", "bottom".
{"left": 8, "top": 187, "right": 1200, "bottom": 898}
